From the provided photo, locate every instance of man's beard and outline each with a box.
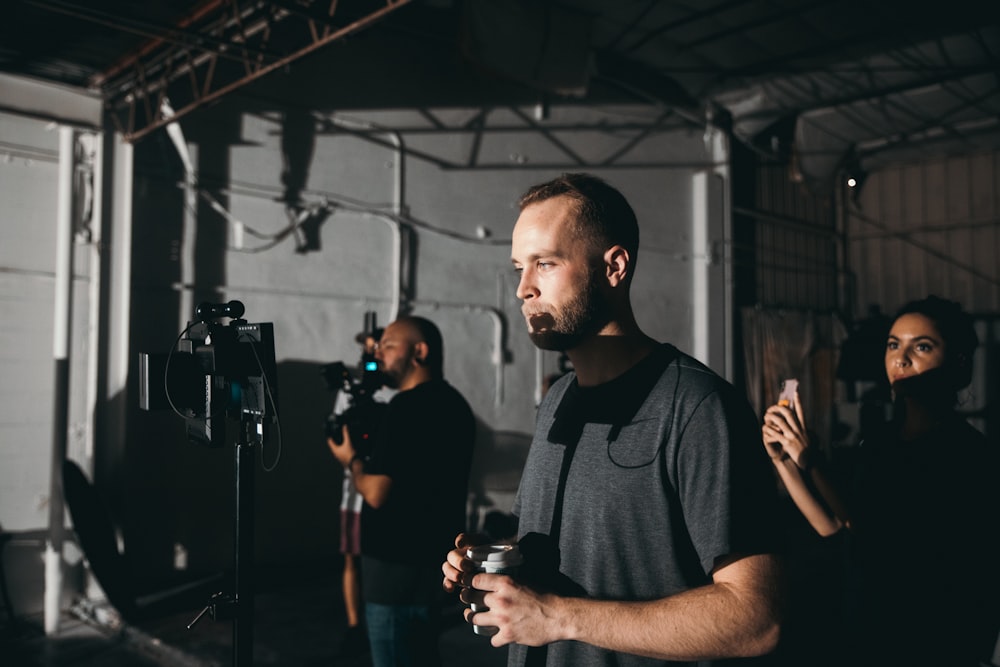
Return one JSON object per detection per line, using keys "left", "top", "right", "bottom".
{"left": 526, "top": 276, "right": 608, "bottom": 352}
{"left": 381, "top": 370, "right": 400, "bottom": 388}
{"left": 378, "top": 360, "right": 404, "bottom": 388}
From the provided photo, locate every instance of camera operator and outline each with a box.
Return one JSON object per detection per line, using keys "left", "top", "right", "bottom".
{"left": 328, "top": 315, "right": 476, "bottom": 667}
{"left": 328, "top": 326, "right": 396, "bottom": 657}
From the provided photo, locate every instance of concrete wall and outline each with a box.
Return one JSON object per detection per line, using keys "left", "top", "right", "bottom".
{"left": 1, "top": 98, "right": 729, "bottom": 613}
{"left": 123, "top": 102, "right": 720, "bottom": 576}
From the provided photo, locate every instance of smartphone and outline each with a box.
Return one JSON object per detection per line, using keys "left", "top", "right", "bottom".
{"left": 778, "top": 378, "right": 798, "bottom": 407}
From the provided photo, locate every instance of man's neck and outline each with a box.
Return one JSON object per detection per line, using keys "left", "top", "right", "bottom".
{"left": 567, "top": 330, "right": 659, "bottom": 387}
{"left": 399, "top": 367, "right": 435, "bottom": 392}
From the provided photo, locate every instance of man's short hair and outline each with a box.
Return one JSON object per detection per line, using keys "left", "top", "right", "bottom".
{"left": 517, "top": 172, "right": 640, "bottom": 259}
{"left": 397, "top": 315, "right": 444, "bottom": 377}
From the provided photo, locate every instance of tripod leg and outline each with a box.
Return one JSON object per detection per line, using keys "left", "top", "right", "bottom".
{"left": 233, "top": 440, "right": 255, "bottom": 667}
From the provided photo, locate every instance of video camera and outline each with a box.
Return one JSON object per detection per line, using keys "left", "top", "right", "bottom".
{"left": 322, "top": 313, "right": 389, "bottom": 458}
{"left": 138, "top": 300, "right": 279, "bottom": 448}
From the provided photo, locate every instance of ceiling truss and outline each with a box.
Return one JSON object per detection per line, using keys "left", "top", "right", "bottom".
{"left": 96, "top": 0, "right": 412, "bottom": 143}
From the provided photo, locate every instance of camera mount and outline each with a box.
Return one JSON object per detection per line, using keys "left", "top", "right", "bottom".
{"left": 139, "top": 300, "right": 279, "bottom": 667}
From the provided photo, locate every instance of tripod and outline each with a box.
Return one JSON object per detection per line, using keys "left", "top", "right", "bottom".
{"left": 188, "top": 413, "right": 262, "bottom": 667}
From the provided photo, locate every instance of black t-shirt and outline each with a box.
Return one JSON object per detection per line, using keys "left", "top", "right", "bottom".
{"left": 361, "top": 378, "right": 476, "bottom": 567}
{"left": 850, "top": 416, "right": 1000, "bottom": 665}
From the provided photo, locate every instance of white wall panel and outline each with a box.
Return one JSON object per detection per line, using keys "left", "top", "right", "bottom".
{"left": 0, "top": 119, "right": 61, "bottom": 534}
{"left": 846, "top": 150, "right": 1000, "bottom": 317}
{"left": 0, "top": 112, "right": 97, "bottom": 619}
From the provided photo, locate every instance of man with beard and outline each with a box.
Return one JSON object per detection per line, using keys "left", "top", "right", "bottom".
{"left": 329, "top": 315, "right": 476, "bottom": 667}
{"left": 442, "top": 173, "right": 785, "bottom": 666}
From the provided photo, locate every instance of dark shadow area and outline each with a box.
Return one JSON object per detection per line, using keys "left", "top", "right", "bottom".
{"left": 0, "top": 524, "right": 23, "bottom": 639}
{"left": 51, "top": 357, "right": 513, "bottom": 666}
{"left": 62, "top": 460, "right": 225, "bottom": 626}
{"left": 1, "top": 623, "right": 184, "bottom": 667}
{"left": 1, "top": 558, "right": 508, "bottom": 667}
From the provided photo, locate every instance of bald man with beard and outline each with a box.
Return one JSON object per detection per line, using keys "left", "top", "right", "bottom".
{"left": 330, "top": 315, "right": 475, "bottom": 667}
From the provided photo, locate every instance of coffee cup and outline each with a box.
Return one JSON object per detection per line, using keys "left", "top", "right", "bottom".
{"left": 466, "top": 543, "right": 523, "bottom": 636}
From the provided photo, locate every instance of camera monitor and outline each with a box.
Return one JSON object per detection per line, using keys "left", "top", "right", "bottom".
{"left": 139, "top": 301, "right": 279, "bottom": 448}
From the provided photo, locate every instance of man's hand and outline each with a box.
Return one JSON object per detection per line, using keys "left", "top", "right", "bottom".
{"left": 442, "top": 532, "right": 561, "bottom": 647}
{"left": 459, "top": 571, "right": 561, "bottom": 648}
{"left": 327, "top": 425, "right": 356, "bottom": 468}
{"left": 442, "top": 532, "right": 485, "bottom": 593}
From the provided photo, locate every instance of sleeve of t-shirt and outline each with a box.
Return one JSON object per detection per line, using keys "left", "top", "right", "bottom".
{"left": 675, "top": 384, "right": 782, "bottom": 575}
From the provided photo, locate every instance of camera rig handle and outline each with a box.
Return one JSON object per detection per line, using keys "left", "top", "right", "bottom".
{"left": 195, "top": 300, "right": 245, "bottom": 322}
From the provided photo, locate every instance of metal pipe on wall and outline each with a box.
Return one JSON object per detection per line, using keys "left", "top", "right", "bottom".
{"left": 45, "top": 126, "right": 76, "bottom": 635}
{"left": 325, "top": 114, "right": 407, "bottom": 321}
{"left": 83, "top": 132, "right": 101, "bottom": 463}
{"left": 406, "top": 299, "right": 508, "bottom": 409}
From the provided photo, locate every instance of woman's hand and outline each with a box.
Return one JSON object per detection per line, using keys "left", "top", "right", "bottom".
{"left": 762, "top": 392, "right": 812, "bottom": 470}
{"left": 761, "top": 423, "right": 787, "bottom": 462}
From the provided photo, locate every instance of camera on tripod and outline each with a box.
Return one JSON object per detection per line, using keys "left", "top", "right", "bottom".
{"left": 138, "top": 300, "right": 279, "bottom": 448}
{"left": 322, "top": 313, "right": 388, "bottom": 458}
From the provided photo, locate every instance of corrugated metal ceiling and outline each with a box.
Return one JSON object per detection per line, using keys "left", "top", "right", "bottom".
{"left": 2, "top": 0, "right": 997, "bottom": 190}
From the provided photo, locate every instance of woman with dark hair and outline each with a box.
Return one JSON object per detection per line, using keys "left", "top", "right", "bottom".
{"left": 762, "top": 295, "right": 999, "bottom": 666}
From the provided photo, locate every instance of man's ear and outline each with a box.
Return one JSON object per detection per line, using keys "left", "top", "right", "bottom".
{"left": 414, "top": 340, "right": 429, "bottom": 365}
{"left": 604, "top": 245, "right": 630, "bottom": 287}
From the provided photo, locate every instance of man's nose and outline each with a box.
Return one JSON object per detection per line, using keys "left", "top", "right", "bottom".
{"left": 515, "top": 269, "right": 537, "bottom": 301}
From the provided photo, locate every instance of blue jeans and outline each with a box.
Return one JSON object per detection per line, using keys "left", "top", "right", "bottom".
{"left": 365, "top": 602, "right": 441, "bottom": 667}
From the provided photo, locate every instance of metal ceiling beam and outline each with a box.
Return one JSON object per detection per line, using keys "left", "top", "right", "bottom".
{"left": 99, "top": 0, "right": 412, "bottom": 143}
{"left": 312, "top": 108, "right": 698, "bottom": 170}
{"left": 735, "top": 63, "right": 997, "bottom": 122}
{"left": 89, "top": 0, "right": 248, "bottom": 89}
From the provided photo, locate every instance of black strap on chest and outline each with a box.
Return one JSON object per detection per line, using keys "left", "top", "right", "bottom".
{"left": 543, "top": 344, "right": 677, "bottom": 540}
{"left": 524, "top": 345, "right": 677, "bottom": 666}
